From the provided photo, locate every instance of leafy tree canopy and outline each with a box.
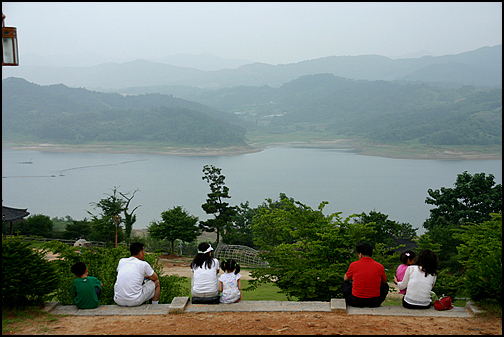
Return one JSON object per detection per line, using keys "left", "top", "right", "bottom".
{"left": 424, "top": 171, "right": 502, "bottom": 230}
{"left": 249, "top": 197, "right": 373, "bottom": 301}
{"left": 20, "top": 214, "right": 53, "bottom": 237}
{"left": 148, "top": 206, "right": 199, "bottom": 255}
{"left": 353, "top": 210, "right": 418, "bottom": 247}
{"left": 62, "top": 219, "right": 92, "bottom": 241}
{"left": 422, "top": 171, "right": 502, "bottom": 266}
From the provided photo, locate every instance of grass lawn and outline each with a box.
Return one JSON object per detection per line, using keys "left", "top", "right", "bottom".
{"left": 179, "top": 277, "right": 297, "bottom": 301}
{"left": 180, "top": 277, "right": 467, "bottom": 307}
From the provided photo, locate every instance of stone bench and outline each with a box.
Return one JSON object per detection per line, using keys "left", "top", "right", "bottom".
{"left": 44, "top": 297, "right": 477, "bottom": 317}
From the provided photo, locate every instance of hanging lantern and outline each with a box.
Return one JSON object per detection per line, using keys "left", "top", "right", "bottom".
{"left": 2, "top": 13, "right": 19, "bottom": 66}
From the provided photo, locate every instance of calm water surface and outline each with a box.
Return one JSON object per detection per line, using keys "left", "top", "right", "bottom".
{"left": 2, "top": 147, "right": 502, "bottom": 235}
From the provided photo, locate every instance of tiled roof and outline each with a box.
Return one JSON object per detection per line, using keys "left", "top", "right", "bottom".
{"left": 2, "top": 206, "right": 30, "bottom": 222}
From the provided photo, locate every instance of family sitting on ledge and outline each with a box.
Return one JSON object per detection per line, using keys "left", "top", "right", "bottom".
{"left": 341, "top": 243, "right": 438, "bottom": 309}
{"left": 71, "top": 241, "right": 438, "bottom": 309}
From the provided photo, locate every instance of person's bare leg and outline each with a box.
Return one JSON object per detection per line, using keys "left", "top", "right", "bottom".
{"left": 152, "top": 279, "right": 161, "bottom": 301}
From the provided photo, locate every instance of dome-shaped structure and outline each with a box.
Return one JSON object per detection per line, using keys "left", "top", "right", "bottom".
{"left": 214, "top": 242, "right": 269, "bottom": 268}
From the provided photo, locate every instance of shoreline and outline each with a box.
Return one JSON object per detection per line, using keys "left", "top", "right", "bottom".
{"left": 2, "top": 143, "right": 262, "bottom": 157}
{"left": 2, "top": 141, "right": 502, "bottom": 160}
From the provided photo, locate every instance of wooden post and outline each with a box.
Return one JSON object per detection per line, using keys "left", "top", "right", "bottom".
{"left": 113, "top": 215, "right": 121, "bottom": 248}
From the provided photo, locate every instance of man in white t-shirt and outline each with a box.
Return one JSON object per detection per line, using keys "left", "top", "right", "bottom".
{"left": 114, "top": 242, "right": 160, "bottom": 306}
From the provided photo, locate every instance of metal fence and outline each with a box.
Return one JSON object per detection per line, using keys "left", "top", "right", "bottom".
{"left": 17, "top": 236, "right": 107, "bottom": 248}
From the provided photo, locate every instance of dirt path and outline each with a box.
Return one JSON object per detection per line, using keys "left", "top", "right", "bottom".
{"left": 5, "top": 311, "right": 501, "bottom": 335}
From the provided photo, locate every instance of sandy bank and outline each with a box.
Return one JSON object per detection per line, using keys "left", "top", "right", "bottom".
{"left": 3, "top": 140, "right": 501, "bottom": 160}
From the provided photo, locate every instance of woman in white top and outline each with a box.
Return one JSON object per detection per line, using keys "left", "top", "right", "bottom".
{"left": 190, "top": 242, "right": 220, "bottom": 304}
{"left": 394, "top": 249, "right": 439, "bottom": 309}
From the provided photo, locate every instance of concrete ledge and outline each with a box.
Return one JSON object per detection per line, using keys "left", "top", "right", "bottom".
{"left": 330, "top": 298, "right": 346, "bottom": 311}
{"left": 466, "top": 301, "right": 486, "bottom": 317}
{"left": 45, "top": 299, "right": 472, "bottom": 317}
{"left": 169, "top": 297, "right": 190, "bottom": 314}
{"left": 184, "top": 300, "right": 332, "bottom": 313}
{"left": 42, "top": 301, "right": 60, "bottom": 313}
{"left": 346, "top": 304, "right": 471, "bottom": 317}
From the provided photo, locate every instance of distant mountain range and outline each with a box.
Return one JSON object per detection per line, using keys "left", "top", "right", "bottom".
{"left": 3, "top": 74, "right": 501, "bottom": 148}
{"left": 19, "top": 52, "right": 252, "bottom": 70}
{"left": 2, "top": 45, "right": 501, "bottom": 91}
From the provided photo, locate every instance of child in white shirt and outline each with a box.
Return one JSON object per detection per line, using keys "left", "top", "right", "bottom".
{"left": 219, "top": 259, "right": 242, "bottom": 303}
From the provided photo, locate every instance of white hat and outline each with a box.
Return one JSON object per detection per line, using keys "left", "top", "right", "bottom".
{"left": 197, "top": 246, "right": 214, "bottom": 254}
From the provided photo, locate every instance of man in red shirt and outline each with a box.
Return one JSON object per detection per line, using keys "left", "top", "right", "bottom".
{"left": 341, "top": 243, "right": 389, "bottom": 307}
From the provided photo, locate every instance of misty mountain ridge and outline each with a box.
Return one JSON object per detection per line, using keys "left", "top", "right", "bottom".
{"left": 394, "top": 50, "right": 436, "bottom": 59}
{"left": 19, "top": 52, "right": 252, "bottom": 70}
{"left": 2, "top": 45, "right": 501, "bottom": 91}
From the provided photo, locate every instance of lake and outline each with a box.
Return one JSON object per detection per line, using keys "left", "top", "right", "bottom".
{"left": 2, "top": 147, "right": 502, "bottom": 236}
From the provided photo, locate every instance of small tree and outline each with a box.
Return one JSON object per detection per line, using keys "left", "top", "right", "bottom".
{"left": 200, "top": 165, "right": 237, "bottom": 243}
{"left": 88, "top": 187, "right": 140, "bottom": 245}
{"left": 225, "top": 201, "right": 256, "bottom": 247}
{"left": 148, "top": 206, "right": 199, "bottom": 255}
{"left": 119, "top": 189, "right": 141, "bottom": 243}
{"left": 90, "top": 187, "right": 127, "bottom": 218}
{"left": 2, "top": 236, "right": 58, "bottom": 307}
{"left": 62, "top": 218, "right": 92, "bottom": 240}
{"left": 20, "top": 214, "right": 53, "bottom": 237}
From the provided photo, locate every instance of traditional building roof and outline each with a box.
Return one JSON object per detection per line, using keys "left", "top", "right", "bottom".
{"left": 2, "top": 206, "right": 30, "bottom": 222}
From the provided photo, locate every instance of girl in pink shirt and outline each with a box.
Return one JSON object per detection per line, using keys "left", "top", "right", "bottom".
{"left": 396, "top": 250, "right": 416, "bottom": 295}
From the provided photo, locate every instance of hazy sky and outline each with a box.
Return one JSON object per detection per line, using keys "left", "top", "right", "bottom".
{"left": 2, "top": 2, "right": 502, "bottom": 65}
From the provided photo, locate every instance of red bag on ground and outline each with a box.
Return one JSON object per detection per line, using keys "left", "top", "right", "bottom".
{"left": 434, "top": 296, "right": 453, "bottom": 310}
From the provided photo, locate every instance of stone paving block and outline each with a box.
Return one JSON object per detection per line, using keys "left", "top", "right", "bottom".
{"left": 331, "top": 298, "right": 346, "bottom": 311}
{"left": 169, "top": 297, "right": 190, "bottom": 314}
{"left": 466, "top": 301, "right": 485, "bottom": 317}
{"left": 42, "top": 301, "right": 60, "bottom": 313}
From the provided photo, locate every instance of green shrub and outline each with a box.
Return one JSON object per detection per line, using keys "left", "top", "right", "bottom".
{"left": 455, "top": 213, "right": 502, "bottom": 303}
{"left": 465, "top": 249, "right": 501, "bottom": 303}
{"left": 2, "top": 236, "right": 58, "bottom": 307}
{"left": 41, "top": 240, "right": 188, "bottom": 305}
{"left": 432, "top": 269, "right": 466, "bottom": 298}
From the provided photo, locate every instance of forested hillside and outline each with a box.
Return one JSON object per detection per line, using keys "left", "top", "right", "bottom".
{"left": 2, "top": 78, "right": 246, "bottom": 146}
{"left": 192, "top": 74, "right": 502, "bottom": 146}
{"left": 2, "top": 74, "right": 501, "bottom": 148}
